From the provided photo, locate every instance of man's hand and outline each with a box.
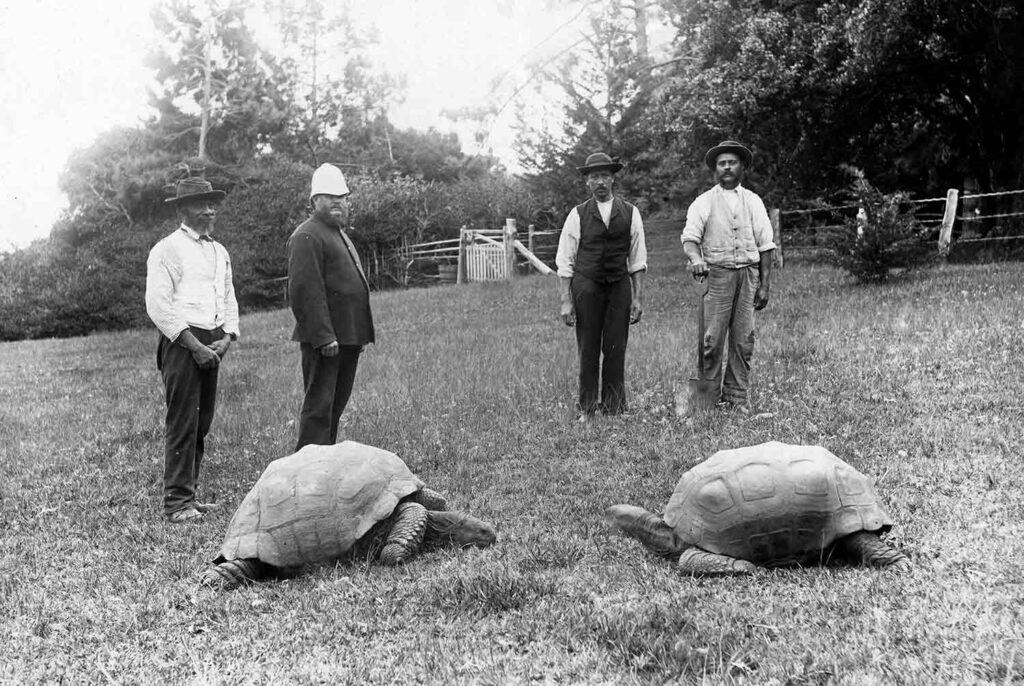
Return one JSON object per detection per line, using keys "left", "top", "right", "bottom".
{"left": 178, "top": 329, "right": 220, "bottom": 369}
{"left": 689, "top": 260, "right": 709, "bottom": 278}
{"left": 208, "top": 336, "right": 232, "bottom": 359}
{"left": 191, "top": 345, "right": 220, "bottom": 369}
{"left": 629, "top": 298, "right": 643, "bottom": 324}
{"left": 754, "top": 284, "right": 770, "bottom": 310}
{"left": 320, "top": 341, "right": 340, "bottom": 357}
{"left": 560, "top": 300, "right": 575, "bottom": 327}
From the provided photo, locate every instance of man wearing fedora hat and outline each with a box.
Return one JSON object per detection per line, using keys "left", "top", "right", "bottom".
{"left": 146, "top": 176, "right": 238, "bottom": 523}
{"left": 287, "top": 163, "right": 375, "bottom": 450}
{"left": 681, "top": 140, "right": 775, "bottom": 413}
{"left": 556, "top": 152, "right": 648, "bottom": 419}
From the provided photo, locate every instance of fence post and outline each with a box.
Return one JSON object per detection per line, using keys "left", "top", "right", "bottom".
{"left": 769, "top": 208, "right": 783, "bottom": 269}
{"left": 937, "top": 188, "right": 959, "bottom": 257}
{"left": 457, "top": 226, "right": 467, "bottom": 285}
{"left": 528, "top": 223, "right": 535, "bottom": 254}
{"left": 504, "top": 218, "right": 517, "bottom": 280}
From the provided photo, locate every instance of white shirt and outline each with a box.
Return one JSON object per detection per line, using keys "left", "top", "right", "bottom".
{"left": 722, "top": 187, "right": 741, "bottom": 215}
{"left": 555, "top": 199, "right": 648, "bottom": 278}
{"left": 145, "top": 224, "right": 240, "bottom": 341}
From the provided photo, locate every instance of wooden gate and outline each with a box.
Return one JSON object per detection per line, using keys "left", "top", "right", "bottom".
{"left": 465, "top": 242, "right": 509, "bottom": 281}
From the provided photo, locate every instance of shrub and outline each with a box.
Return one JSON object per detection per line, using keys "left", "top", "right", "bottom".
{"left": 829, "top": 167, "right": 935, "bottom": 283}
{"left": 215, "top": 155, "right": 313, "bottom": 309}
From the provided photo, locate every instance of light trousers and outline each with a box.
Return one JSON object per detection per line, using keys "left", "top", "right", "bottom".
{"left": 702, "top": 265, "right": 758, "bottom": 404}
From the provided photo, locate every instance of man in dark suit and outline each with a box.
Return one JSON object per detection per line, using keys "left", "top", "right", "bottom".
{"left": 287, "top": 163, "right": 375, "bottom": 450}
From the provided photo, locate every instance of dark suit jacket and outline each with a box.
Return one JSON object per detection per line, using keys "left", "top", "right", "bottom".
{"left": 287, "top": 215, "right": 375, "bottom": 347}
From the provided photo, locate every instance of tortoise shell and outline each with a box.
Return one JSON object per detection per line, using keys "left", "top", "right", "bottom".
{"left": 663, "top": 441, "right": 892, "bottom": 566}
{"left": 219, "top": 441, "right": 423, "bottom": 567}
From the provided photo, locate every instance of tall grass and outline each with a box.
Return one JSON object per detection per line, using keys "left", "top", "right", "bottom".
{"left": 1, "top": 226, "right": 1022, "bottom": 684}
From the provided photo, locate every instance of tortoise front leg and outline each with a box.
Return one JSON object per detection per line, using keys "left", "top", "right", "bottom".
{"left": 199, "top": 558, "right": 270, "bottom": 590}
{"left": 677, "top": 547, "right": 758, "bottom": 575}
{"left": 838, "top": 532, "right": 911, "bottom": 571}
{"left": 380, "top": 501, "right": 428, "bottom": 565}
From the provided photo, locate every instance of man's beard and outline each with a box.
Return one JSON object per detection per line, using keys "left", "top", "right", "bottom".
{"left": 317, "top": 207, "right": 345, "bottom": 227}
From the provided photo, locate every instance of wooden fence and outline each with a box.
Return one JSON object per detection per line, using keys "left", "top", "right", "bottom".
{"left": 772, "top": 187, "right": 1024, "bottom": 265}
{"left": 393, "top": 219, "right": 555, "bottom": 286}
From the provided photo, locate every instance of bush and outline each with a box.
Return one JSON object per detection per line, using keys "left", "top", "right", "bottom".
{"left": 0, "top": 236, "right": 149, "bottom": 341}
{"left": 215, "top": 155, "right": 314, "bottom": 309}
{"left": 829, "top": 168, "right": 935, "bottom": 283}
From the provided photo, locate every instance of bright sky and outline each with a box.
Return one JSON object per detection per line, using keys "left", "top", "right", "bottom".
{"left": 0, "top": 0, "right": 589, "bottom": 252}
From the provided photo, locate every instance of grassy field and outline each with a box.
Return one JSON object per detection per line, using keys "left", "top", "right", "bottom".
{"left": 2, "top": 224, "right": 1023, "bottom": 685}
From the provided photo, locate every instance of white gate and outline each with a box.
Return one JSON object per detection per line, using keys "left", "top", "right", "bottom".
{"left": 465, "top": 243, "right": 509, "bottom": 282}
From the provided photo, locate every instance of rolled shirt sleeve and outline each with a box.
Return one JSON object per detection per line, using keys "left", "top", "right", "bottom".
{"left": 555, "top": 210, "right": 581, "bottom": 278}
{"left": 680, "top": 193, "right": 711, "bottom": 247}
{"left": 628, "top": 206, "right": 648, "bottom": 274}
{"left": 748, "top": 192, "right": 776, "bottom": 252}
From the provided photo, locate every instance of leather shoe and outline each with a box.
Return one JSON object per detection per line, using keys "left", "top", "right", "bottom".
{"left": 166, "top": 507, "right": 204, "bottom": 523}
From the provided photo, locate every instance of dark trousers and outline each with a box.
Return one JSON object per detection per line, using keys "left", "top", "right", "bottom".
{"left": 296, "top": 343, "right": 362, "bottom": 450}
{"left": 157, "top": 326, "right": 221, "bottom": 516}
{"left": 571, "top": 274, "right": 631, "bottom": 414}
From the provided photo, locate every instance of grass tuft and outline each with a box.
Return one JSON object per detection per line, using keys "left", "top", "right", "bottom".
{"left": 428, "top": 566, "right": 560, "bottom": 617}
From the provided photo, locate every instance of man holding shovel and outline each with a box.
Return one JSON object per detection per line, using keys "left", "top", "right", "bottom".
{"left": 681, "top": 140, "right": 775, "bottom": 414}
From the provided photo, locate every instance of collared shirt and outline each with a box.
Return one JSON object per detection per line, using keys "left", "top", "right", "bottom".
{"left": 555, "top": 198, "right": 648, "bottom": 278}
{"left": 681, "top": 184, "right": 776, "bottom": 268}
{"left": 145, "top": 224, "right": 240, "bottom": 341}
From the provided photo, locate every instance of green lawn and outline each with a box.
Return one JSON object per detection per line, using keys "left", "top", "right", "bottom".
{"left": 2, "top": 226, "right": 1022, "bottom": 684}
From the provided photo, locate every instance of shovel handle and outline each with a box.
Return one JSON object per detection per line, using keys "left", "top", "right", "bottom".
{"left": 695, "top": 276, "right": 708, "bottom": 375}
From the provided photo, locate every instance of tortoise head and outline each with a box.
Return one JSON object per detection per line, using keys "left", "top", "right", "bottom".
{"left": 424, "top": 511, "right": 497, "bottom": 548}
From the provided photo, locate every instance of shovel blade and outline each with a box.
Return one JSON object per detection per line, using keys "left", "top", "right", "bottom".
{"left": 684, "top": 377, "right": 718, "bottom": 414}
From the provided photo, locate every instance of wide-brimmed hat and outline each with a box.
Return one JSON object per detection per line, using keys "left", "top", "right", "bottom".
{"left": 576, "top": 152, "right": 623, "bottom": 175}
{"left": 164, "top": 177, "right": 227, "bottom": 204}
{"left": 704, "top": 140, "right": 753, "bottom": 169}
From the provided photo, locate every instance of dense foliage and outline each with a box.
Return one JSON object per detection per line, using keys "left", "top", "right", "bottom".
{"left": 515, "top": 0, "right": 1022, "bottom": 207}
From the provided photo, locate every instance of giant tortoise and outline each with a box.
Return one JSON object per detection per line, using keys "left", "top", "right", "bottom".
{"left": 199, "top": 441, "right": 497, "bottom": 589}
{"left": 607, "top": 441, "right": 910, "bottom": 574}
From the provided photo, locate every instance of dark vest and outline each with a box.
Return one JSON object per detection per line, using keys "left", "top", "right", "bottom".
{"left": 573, "top": 197, "right": 634, "bottom": 283}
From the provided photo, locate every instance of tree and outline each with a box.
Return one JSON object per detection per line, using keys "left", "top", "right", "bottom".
{"left": 511, "top": 0, "right": 666, "bottom": 210}
{"left": 262, "top": 0, "right": 403, "bottom": 166}
{"left": 146, "top": 0, "right": 295, "bottom": 165}
{"left": 651, "top": 0, "right": 1024, "bottom": 204}
{"left": 57, "top": 126, "right": 182, "bottom": 234}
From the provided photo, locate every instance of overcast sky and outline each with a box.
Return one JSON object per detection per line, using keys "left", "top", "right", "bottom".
{"left": 0, "top": 0, "right": 589, "bottom": 251}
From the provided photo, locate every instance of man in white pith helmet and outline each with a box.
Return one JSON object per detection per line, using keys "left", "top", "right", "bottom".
{"left": 287, "top": 163, "right": 375, "bottom": 449}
